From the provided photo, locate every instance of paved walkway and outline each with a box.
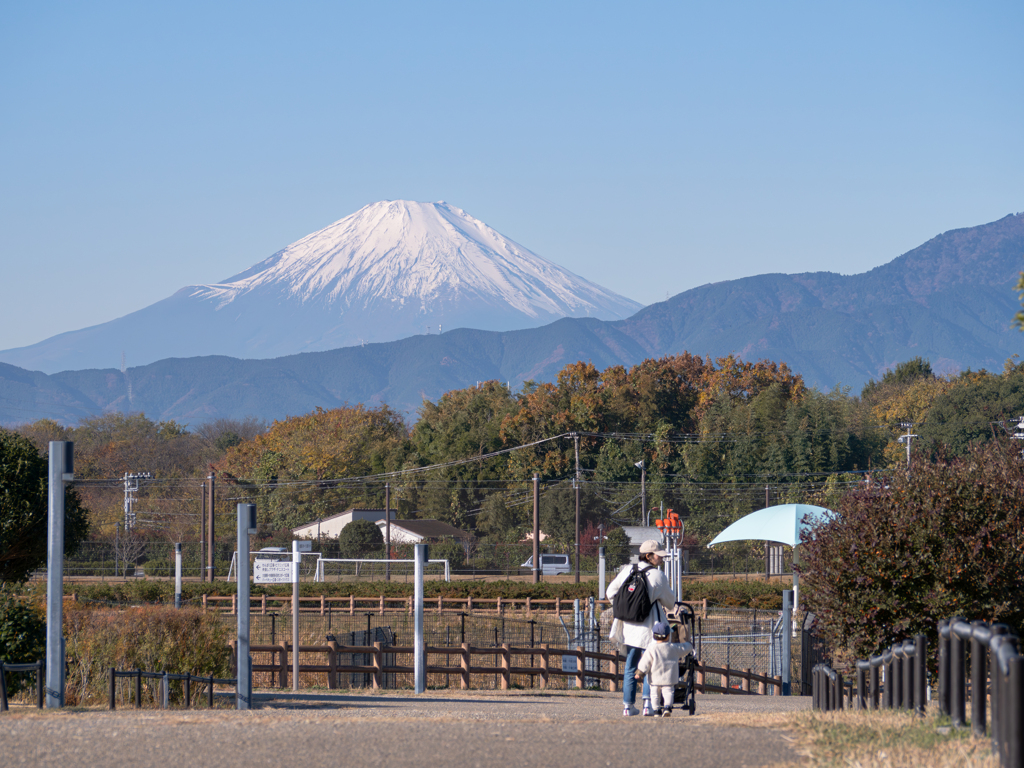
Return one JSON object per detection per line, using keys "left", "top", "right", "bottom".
{"left": 0, "top": 690, "right": 811, "bottom": 768}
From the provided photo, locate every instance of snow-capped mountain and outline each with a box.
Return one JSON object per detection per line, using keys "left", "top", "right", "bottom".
{"left": 0, "top": 201, "right": 643, "bottom": 373}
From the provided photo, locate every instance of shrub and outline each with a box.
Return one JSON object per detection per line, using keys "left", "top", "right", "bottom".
{"left": 800, "top": 440, "right": 1024, "bottom": 663}
{"left": 63, "top": 604, "right": 232, "bottom": 706}
{"left": 0, "top": 591, "right": 46, "bottom": 695}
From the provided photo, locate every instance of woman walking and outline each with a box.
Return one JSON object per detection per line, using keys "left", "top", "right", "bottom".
{"left": 607, "top": 539, "right": 676, "bottom": 716}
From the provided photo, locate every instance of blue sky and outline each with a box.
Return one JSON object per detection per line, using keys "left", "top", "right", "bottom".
{"left": 1, "top": 1, "right": 1021, "bottom": 353}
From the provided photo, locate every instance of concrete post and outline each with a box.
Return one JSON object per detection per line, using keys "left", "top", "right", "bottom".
{"left": 292, "top": 540, "right": 300, "bottom": 691}
{"left": 781, "top": 590, "right": 792, "bottom": 695}
{"left": 46, "top": 441, "right": 73, "bottom": 708}
{"left": 414, "top": 543, "right": 428, "bottom": 693}
{"left": 174, "top": 543, "right": 182, "bottom": 609}
{"left": 236, "top": 504, "right": 255, "bottom": 709}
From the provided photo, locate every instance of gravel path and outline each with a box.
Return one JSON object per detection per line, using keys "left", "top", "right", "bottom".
{"left": 0, "top": 690, "right": 811, "bottom": 768}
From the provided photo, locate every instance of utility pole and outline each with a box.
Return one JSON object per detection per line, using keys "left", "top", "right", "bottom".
{"left": 635, "top": 460, "right": 646, "bottom": 526}
{"left": 574, "top": 434, "right": 580, "bottom": 584}
{"left": 532, "top": 474, "right": 540, "bottom": 584}
{"left": 122, "top": 472, "right": 153, "bottom": 530}
{"left": 200, "top": 482, "right": 207, "bottom": 582}
{"left": 385, "top": 483, "right": 391, "bottom": 583}
{"left": 207, "top": 473, "right": 216, "bottom": 581}
{"left": 897, "top": 422, "right": 918, "bottom": 476}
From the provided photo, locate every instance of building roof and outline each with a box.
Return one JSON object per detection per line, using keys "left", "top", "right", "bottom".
{"left": 621, "top": 526, "right": 665, "bottom": 547}
{"left": 378, "top": 519, "right": 472, "bottom": 540}
{"left": 290, "top": 508, "right": 394, "bottom": 535}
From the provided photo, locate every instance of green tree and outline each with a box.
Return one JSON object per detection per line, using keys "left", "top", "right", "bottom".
{"left": 0, "top": 592, "right": 46, "bottom": 693}
{"left": 337, "top": 519, "right": 385, "bottom": 558}
{"left": 603, "top": 526, "right": 631, "bottom": 569}
{"left": 1, "top": 429, "right": 90, "bottom": 583}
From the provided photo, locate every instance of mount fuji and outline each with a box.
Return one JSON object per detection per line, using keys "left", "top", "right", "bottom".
{"left": 0, "top": 201, "right": 643, "bottom": 373}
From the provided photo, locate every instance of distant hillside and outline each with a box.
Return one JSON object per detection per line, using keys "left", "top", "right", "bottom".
{"left": 2, "top": 212, "right": 1022, "bottom": 426}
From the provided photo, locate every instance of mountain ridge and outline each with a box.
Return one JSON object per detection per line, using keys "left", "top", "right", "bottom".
{"left": 1, "top": 212, "right": 1022, "bottom": 426}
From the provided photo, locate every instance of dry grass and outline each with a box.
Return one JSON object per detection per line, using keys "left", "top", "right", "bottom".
{"left": 714, "top": 708, "right": 1000, "bottom": 768}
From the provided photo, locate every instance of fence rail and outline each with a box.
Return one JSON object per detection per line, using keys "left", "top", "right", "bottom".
{"left": 199, "top": 594, "right": 708, "bottom": 618}
{"left": 228, "top": 639, "right": 783, "bottom": 696}
{"left": 812, "top": 617, "right": 1024, "bottom": 768}
{"left": 0, "top": 659, "right": 44, "bottom": 711}
{"left": 107, "top": 667, "right": 235, "bottom": 710}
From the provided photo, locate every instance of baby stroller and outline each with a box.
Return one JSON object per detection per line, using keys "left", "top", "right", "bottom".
{"left": 666, "top": 602, "right": 698, "bottom": 716}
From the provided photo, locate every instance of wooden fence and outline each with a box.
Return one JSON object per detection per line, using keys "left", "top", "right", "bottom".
{"left": 204, "top": 594, "right": 708, "bottom": 617}
{"left": 228, "top": 640, "right": 782, "bottom": 695}
{"left": 232, "top": 640, "right": 621, "bottom": 691}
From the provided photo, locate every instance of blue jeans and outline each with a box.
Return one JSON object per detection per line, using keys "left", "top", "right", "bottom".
{"left": 623, "top": 645, "right": 651, "bottom": 706}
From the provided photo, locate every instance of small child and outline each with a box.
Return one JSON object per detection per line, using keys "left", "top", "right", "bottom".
{"left": 634, "top": 621, "right": 693, "bottom": 717}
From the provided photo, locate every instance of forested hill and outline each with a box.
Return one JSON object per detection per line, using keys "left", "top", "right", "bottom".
{"left": 1, "top": 212, "right": 1022, "bottom": 426}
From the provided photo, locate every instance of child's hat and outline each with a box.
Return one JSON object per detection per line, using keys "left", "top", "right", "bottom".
{"left": 652, "top": 621, "right": 671, "bottom": 638}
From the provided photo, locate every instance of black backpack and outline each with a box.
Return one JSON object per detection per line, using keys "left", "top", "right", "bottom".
{"left": 612, "top": 564, "right": 655, "bottom": 622}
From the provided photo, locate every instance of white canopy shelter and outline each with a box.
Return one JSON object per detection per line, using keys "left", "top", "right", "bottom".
{"left": 707, "top": 503, "right": 833, "bottom": 608}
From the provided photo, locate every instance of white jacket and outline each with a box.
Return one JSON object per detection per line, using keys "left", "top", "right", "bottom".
{"left": 606, "top": 562, "right": 676, "bottom": 650}
{"left": 636, "top": 641, "right": 693, "bottom": 686}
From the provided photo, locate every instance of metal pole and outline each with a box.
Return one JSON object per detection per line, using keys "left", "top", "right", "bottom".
{"left": 236, "top": 504, "right": 254, "bottom": 709}
{"left": 574, "top": 479, "right": 580, "bottom": 584}
{"left": 46, "top": 441, "right": 72, "bottom": 708}
{"left": 598, "top": 547, "right": 606, "bottom": 599}
{"left": 200, "top": 482, "right": 206, "bottom": 582}
{"left": 174, "top": 543, "right": 182, "bottom": 609}
{"left": 292, "top": 540, "right": 300, "bottom": 691}
{"left": 207, "top": 474, "right": 216, "bottom": 581}
{"left": 414, "top": 543, "right": 428, "bottom": 693}
{"left": 532, "top": 474, "right": 540, "bottom": 584}
{"left": 781, "top": 590, "right": 792, "bottom": 695}
{"left": 385, "top": 483, "right": 391, "bottom": 583}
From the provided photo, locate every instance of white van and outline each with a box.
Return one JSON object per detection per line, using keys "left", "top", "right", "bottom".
{"left": 521, "top": 554, "right": 571, "bottom": 575}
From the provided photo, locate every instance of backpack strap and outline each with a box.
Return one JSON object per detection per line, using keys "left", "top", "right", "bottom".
{"left": 638, "top": 565, "right": 661, "bottom": 622}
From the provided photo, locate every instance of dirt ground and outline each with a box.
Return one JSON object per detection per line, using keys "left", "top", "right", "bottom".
{"left": 0, "top": 689, "right": 811, "bottom": 768}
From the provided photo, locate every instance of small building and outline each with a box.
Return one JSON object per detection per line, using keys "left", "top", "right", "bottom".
{"left": 291, "top": 508, "right": 396, "bottom": 539}
{"left": 376, "top": 519, "right": 472, "bottom": 544}
{"left": 620, "top": 526, "right": 665, "bottom": 557}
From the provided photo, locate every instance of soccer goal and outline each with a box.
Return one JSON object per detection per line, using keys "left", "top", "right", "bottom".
{"left": 314, "top": 557, "right": 450, "bottom": 582}
{"left": 225, "top": 550, "right": 322, "bottom": 582}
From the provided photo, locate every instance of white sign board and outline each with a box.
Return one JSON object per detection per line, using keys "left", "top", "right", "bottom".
{"left": 294, "top": 540, "right": 312, "bottom": 552}
{"left": 253, "top": 559, "right": 293, "bottom": 584}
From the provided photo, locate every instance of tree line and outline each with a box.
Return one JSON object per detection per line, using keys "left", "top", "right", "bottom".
{"left": 6, "top": 352, "right": 1024, "bottom": 565}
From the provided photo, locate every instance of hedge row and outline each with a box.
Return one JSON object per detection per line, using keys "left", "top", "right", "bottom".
{"left": 64, "top": 577, "right": 787, "bottom": 609}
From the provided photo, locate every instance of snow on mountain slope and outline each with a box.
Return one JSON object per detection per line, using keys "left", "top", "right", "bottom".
{"left": 0, "top": 201, "right": 643, "bottom": 373}
{"left": 192, "top": 200, "right": 639, "bottom": 319}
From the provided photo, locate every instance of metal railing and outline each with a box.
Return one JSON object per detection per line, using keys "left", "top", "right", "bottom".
{"left": 107, "top": 667, "right": 236, "bottom": 710}
{"left": 0, "top": 659, "right": 44, "bottom": 711}
{"left": 812, "top": 617, "right": 1024, "bottom": 768}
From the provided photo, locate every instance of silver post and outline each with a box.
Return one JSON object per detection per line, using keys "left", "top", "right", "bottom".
{"left": 414, "top": 543, "right": 427, "bottom": 693}
{"left": 174, "top": 543, "right": 182, "bottom": 609}
{"left": 782, "top": 590, "right": 793, "bottom": 695}
{"left": 292, "top": 540, "right": 300, "bottom": 692}
{"left": 598, "top": 547, "right": 606, "bottom": 599}
{"left": 46, "top": 441, "right": 72, "bottom": 708}
{"left": 237, "top": 504, "right": 255, "bottom": 709}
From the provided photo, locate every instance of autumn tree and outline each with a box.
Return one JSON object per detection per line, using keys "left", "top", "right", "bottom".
{"left": 800, "top": 439, "right": 1024, "bottom": 663}
{"left": 217, "top": 405, "right": 408, "bottom": 530}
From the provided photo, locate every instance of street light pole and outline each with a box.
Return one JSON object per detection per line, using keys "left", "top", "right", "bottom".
{"left": 897, "top": 422, "right": 918, "bottom": 476}
{"left": 635, "top": 460, "right": 646, "bottom": 526}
